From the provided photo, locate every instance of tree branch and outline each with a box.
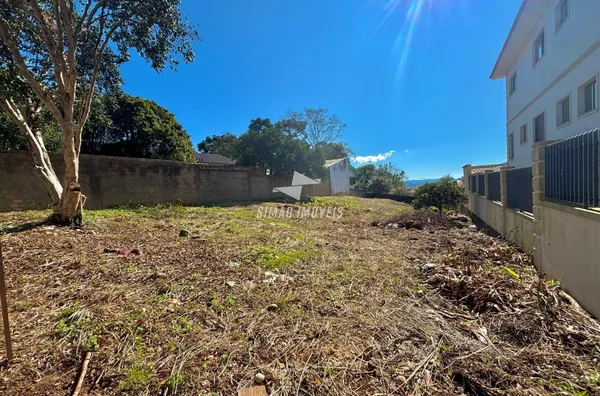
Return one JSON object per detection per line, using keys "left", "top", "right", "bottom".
{"left": 74, "top": 12, "right": 130, "bottom": 154}
{"left": 75, "top": 0, "right": 104, "bottom": 36}
{"left": 0, "top": 18, "right": 63, "bottom": 123}
{"left": 0, "top": 97, "right": 63, "bottom": 205}
{"left": 27, "top": 0, "right": 68, "bottom": 91}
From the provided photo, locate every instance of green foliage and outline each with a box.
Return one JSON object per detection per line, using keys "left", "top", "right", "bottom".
{"left": 0, "top": 107, "right": 61, "bottom": 152}
{"left": 54, "top": 306, "right": 100, "bottom": 351}
{"left": 237, "top": 121, "right": 325, "bottom": 177}
{"left": 315, "top": 141, "right": 354, "bottom": 160}
{"left": 197, "top": 133, "right": 239, "bottom": 158}
{"left": 412, "top": 176, "right": 467, "bottom": 214}
{"left": 249, "top": 246, "right": 309, "bottom": 269}
{"left": 165, "top": 374, "right": 185, "bottom": 392}
{"left": 198, "top": 110, "right": 351, "bottom": 176}
{"left": 355, "top": 163, "right": 406, "bottom": 194}
{"left": 120, "top": 364, "right": 152, "bottom": 391}
{"left": 85, "top": 94, "right": 195, "bottom": 162}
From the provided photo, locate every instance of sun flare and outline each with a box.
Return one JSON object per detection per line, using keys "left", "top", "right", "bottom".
{"left": 378, "top": 0, "right": 453, "bottom": 79}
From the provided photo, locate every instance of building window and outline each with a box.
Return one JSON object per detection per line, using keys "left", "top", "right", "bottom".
{"left": 556, "top": 96, "right": 570, "bottom": 126}
{"left": 578, "top": 77, "right": 597, "bottom": 116}
{"left": 555, "top": 0, "right": 569, "bottom": 32}
{"left": 509, "top": 72, "right": 517, "bottom": 96}
{"left": 533, "top": 30, "right": 545, "bottom": 66}
{"left": 534, "top": 112, "right": 545, "bottom": 142}
{"left": 520, "top": 124, "right": 527, "bottom": 144}
{"left": 508, "top": 133, "right": 514, "bottom": 160}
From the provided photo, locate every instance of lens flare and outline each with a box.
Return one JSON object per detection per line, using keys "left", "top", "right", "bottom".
{"left": 378, "top": 0, "right": 447, "bottom": 79}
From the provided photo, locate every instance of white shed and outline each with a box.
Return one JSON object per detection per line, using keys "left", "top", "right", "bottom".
{"left": 324, "top": 158, "right": 355, "bottom": 195}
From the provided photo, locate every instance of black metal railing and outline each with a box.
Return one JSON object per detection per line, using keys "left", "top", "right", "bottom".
{"left": 470, "top": 175, "right": 477, "bottom": 193}
{"left": 477, "top": 174, "right": 485, "bottom": 196}
{"left": 545, "top": 129, "right": 600, "bottom": 208}
{"left": 506, "top": 167, "right": 533, "bottom": 213}
{"left": 488, "top": 172, "right": 501, "bottom": 202}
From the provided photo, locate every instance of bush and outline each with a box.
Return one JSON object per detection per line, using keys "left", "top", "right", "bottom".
{"left": 412, "top": 176, "right": 467, "bottom": 214}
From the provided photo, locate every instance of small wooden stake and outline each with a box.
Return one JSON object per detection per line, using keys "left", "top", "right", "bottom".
{"left": 0, "top": 240, "right": 12, "bottom": 361}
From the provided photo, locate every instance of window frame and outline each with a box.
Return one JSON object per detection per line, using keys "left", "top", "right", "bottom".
{"left": 556, "top": 95, "right": 571, "bottom": 127}
{"left": 533, "top": 112, "right": 546, "bottom": 143}
{"left": 533, "top": 29, "right": 545, "bottom": 67}
{"left": 508, "top": 71, "right": 517, "bottom": 96}
{"left": 520, "top": 123, "right": 528, "bottom": 145}
{"left": 555, "top": 0, "right": 569, "bottom": 33}
{"left": 578, "top": 76, "right": 598, "bottom": 118}
{"left": 508, "top": 132, "right": 515, "bottom": 160}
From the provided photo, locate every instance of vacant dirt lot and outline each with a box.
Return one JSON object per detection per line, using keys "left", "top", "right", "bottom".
{"left": 0, "top": 197, "right": 598, "bottom": 395}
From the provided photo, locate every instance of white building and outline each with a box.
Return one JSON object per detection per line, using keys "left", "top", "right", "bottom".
{"left": 491, "top": 0, "right": 600, "bottom": 168}
{"left": 324, "top": 158, "right": 356, "bottom": 195}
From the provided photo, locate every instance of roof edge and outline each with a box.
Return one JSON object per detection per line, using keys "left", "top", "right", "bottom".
{"left": 490, "top": 0, "right": 529, "bottom": 80}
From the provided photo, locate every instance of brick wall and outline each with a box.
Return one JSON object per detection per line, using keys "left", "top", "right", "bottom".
{"left": 0, "top": 152, "right": 297, "bottom": 212}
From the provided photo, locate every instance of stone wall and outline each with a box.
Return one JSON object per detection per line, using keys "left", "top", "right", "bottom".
{"left": 0, "top": 152, "right": 294, "bottom": 212}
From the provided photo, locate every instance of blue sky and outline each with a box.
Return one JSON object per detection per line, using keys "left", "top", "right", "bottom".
{"left": 120, "top": 0, "right": 521, "bottom": 180}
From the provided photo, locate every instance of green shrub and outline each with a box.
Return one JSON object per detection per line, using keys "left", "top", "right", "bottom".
{"left": 412, "top": 176, "right": 467, "bottom": 214}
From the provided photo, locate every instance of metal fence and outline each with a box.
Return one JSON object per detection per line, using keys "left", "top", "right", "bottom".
{"left": 545, "top": 129, "right": 600, "bottom": 208}
{"left": 488, "top": 172, "right": 501, "bottom": 202}
{"left": 470, "top": 175, "right": 477, "bottom": 193}
{"left": 506, "top": 167, "right": 533, "bottom": 213}
{"left": 477, "top": 175, "right": 485, "bottom": 196}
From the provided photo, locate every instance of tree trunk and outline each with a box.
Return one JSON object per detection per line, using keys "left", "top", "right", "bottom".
{"left": 52, "top": 147, "right": 84, "bottom": 226}
{"left": 0, "top": 99, "right": 63, "bottom": 211}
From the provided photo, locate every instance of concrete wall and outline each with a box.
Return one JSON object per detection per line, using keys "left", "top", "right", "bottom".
{"left": 302, "top": 182, "right": 331, "bottom": 198}
{"left": 504, "top": 1, "right": 600, "bottom": 168}
{"left": 538, "top": 201, "right": 600, "bottom": 318}
{"left": 466, "top": 191, "right": 534, "bottom": 253}
{"left": 328, "top": 158, "right": 351, "bottom": 195}
{"left": 464, "top": 164, "right": 535, "bottom": 254}
{"left": 0, "top": 152, "right": 292, "bottom": 211}
{"left": 485, "top": 200, "right": 504, "bottom": 236}
{"left": 475, "top": 195, "right": 487, "bottom": 221}
{"left": 504, "top": 207, "right": 535, "bottom": 252}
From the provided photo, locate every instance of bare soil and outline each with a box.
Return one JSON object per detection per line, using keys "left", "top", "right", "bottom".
{"left": 0, "top": 197, "right": 598, "bottom": 395}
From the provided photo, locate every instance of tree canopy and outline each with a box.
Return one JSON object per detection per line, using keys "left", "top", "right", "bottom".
{"left": 87, "top": 94, "right": 195, "bottom": 162}
{"left": 197, "top": 133, "right": 239, "bottom": 159}
{"left": 2, "top": 92, "right": 195, "bottom": 162}
{"left": 287, "top": 108, "right": 347, "bottom": 147}
{"left": 316, "top": 141, "right": 354, "bottom": 160}
{"left": 196, "top": 109, "right": 352, "bottom": 176}
{"left": 236, "top": 119, "right": 325, "bottom": 177}
{"left": 355, "top": 163, "right": 406, "bottom": 194}
{"left": 412, "top": 176, "right": 468, "bottom": 214}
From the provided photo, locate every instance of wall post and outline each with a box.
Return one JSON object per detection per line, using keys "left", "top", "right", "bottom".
{"left": 532, "top": 141, "right": 551, "bottom": 268}
{"left": 463, "top": 164, "right": 472, "bottom": 212}
{"left": 499, "top": 166, "right": 513, "bottom": 236}
{"left": 484, "top": 170, "right": 491, "bottom": 199}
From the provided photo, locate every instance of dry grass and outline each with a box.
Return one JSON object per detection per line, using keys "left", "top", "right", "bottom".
{"left": 0, "top": 197, "right": 597, "bottom": 395}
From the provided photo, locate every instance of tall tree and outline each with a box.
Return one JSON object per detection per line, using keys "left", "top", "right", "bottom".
{"left": 287, "top": 108, "right": 347, "bottom": 147}
{"left": 316, "top": 141, "right": 354, "bottom": 160}
{"left": 248, "top": 117, "right": 273, "bottom": 132}
{"left": 237, "top": 123, "right": 324, "bottom": 178}
{"left": 96, "top": 95, "right": 194, "bottom": 161}
{"left": 197, "top": 133, "right": 239, "bottom": 159}
{"left": 0, "top": 1, "right": 198, "bottom": 225}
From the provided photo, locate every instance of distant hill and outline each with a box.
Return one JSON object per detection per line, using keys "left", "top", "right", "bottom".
{"left": 404, "top": 179, "right": 440, "bottom": 188}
